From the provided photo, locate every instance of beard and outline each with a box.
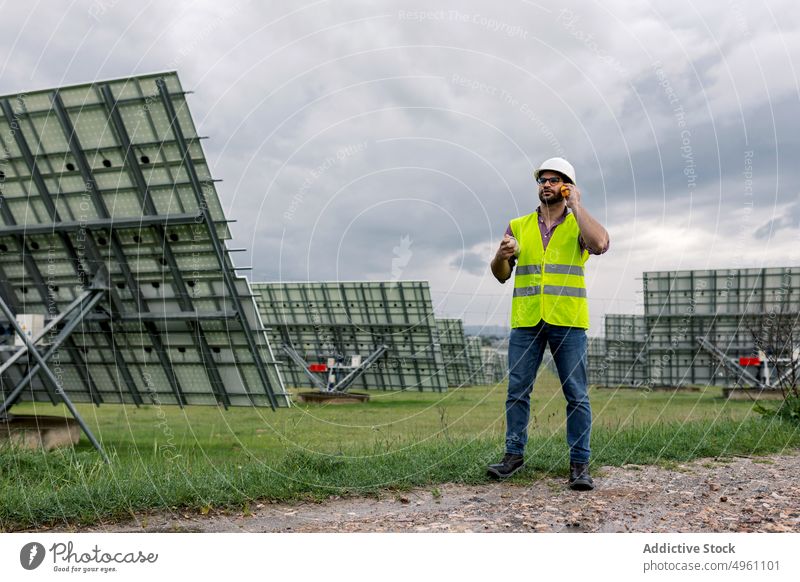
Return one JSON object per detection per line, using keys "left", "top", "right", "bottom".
{"left": 538, "top": 191, "right": 562, "bottom": 206}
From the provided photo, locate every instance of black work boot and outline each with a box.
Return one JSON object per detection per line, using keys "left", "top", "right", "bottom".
{"left": 487, "top": 453, "right": 525, "bottom": 479}
{"left": 569, "top": 461, "right": 594, "bottom": 491}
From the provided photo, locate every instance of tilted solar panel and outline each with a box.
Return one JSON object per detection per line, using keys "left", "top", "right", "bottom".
{"left": 435, "top": 318, "right": 472, "bottom": 387}
{"left": 0, "top": 72, "right": 290, "bottom": 423}
{"left": 253, "top": 280, "right": 448, "bottom": 392}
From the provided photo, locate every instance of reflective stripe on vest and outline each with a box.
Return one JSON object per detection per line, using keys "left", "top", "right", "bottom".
{"left": 509, "top": 211, "right": 590, "bottom": 329}
{"left": 513, "top": 286, "right": 541, "bottom": 297}
{"left": 515, "top": 264, "right": 541, "bottom": 276}
{"left": 543, "top": 284, "right": 587, "bottom": 298}
{"left": 545, "top": 263, "right": 584, "bottom": 276}
{"left": 513, "top": 284, "right": 586, "bottom": 298}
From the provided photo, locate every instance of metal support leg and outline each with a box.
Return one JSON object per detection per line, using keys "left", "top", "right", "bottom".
{"left": 0, "top": 290, "right": 105, "bottom": 416}
{"left": 0, "top": 289, "right": 99, "bottom": 378}
{"left": 281, "top": 345, "right": 328, "bottom": 391}
{"left": 696, "top": 337, "right": 765, "bottom": 389}
{"left": 774, "top": 357, "right": 800, "bottom": 387}
{"left": 333, "top": 345, "right": 388, "bottom": 393}
{"left": 281, "top": 345, "right": 389, "bottom": 394}
{"left": 0, "top": 295, "right": 111, "bottom": 463}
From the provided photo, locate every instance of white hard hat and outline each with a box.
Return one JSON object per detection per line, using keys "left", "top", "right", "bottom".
{"left": 534, "top": 157, "right": 576, "bottom": 184}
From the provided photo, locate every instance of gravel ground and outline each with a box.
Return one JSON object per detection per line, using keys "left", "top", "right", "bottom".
{"left": 55, "top": 450, "right": 800, "bottom": 533}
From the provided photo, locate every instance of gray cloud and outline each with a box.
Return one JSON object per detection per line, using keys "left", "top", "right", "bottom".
{"left": 451, "top": 250, "right": 489, "bottom": 277}
{"left": 2, "top": 0, "right": 798, "bottom": 328}
{"left": 755, "top": 194, "right": 800, "bottom": 239}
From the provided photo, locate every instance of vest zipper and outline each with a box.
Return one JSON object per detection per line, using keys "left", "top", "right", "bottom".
{"left": 540, "top": 245, "right": 546, "bottom": 320}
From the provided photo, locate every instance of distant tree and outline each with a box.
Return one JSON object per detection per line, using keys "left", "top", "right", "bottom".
{"left": 748, "top": 302, "right": 800, "bottom": 422}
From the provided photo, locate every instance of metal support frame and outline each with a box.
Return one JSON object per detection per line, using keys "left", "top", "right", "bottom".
{"left": 0, "top": 288, "right": 99, "bottom": 377}
{"left": 52, "top": 89, "right": 195, "bottom": 407}
{"left": 356, "top": 284, "right": 390, "bottom": 391}
{"left": 319, "top": 285, "right": 347, "bottom": 356}
{"left": 154, "top": 79, "right": 278, "bottom": 409}
{"left": 258, "top": 285, "right": 296, "bottom": 386}
{"left": 96, "top": 319, "right": 143, "bottom": 406}
{"left": 97, "top": 86, "right": 237, "bottom": 408}
{"left": 255, "top": 281, "right": 449, "bottom": 392}
{"left": 0, "top": 290, "right": 110, "bottom": 463}
{"left": 259, "top": 285, "right": 308, "bottom": 394}
{"left": 437, "top": 319, "right": 471, "bottom": 387}
{"left": 0, "top": 288, "right": 105, "bottom": 415}
{"left": 337, "top": 282, "right": 380, "bottom": 391}
{"left": 0, "top": 73, "right": 294, "bottom": 465}
{"left": 696, "top": 336, "right": 766, "bottom": 389}
{"left": 299, "top": 285, "right": 327, "bottom": 357}
{"left": 0, "top": 151, "right": 88, "bottom": 403}
{"left": 281, "top": 344, "right": 388, "bottom": 393}
{"left": 766, "top": 358, "right": 800, "bottom": 388}
{"left": 6, "top": 96, "right": 149, "bottom": 407}
{"left": 85, "top": 310, "right": 238, "bottom": 322}
{"left": 281, "top": 345, "right": 327, "bottom": 391}
{"left": 773, "top": 357, "right": 800, "bottom": 387}
{"left": 0, "top": 99, "right": 89, "bottom": 287}
{"left": 0, "top": 212, "right": 202, "bottom": 237}
{"left": 420, "top": 285, "right": 449, "bottom": 391}
{"left": 391, "top": 283, "right": 423, "bottom": 389}
{"left": 330, "top": 345, "right": 388, "bottom": 393}
{"left": 0, "top": 180, "right": 223, "bottom": 203}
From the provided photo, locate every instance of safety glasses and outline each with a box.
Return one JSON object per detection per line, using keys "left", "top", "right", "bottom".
{"left": 536, "top": 176, "right": 563, "bottom": 185}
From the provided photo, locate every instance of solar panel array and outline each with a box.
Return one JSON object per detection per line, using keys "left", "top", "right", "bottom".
{"left": 587, "top": 336, "right": 608, "bottom": 386}
{"left": 435, "top": 318, "right": 472, "bottom": 386}
{"left": 479, "top": 346, "right": 508, "bottom": 385}
{"left": 603, "top": 314, "right": 649, "bottom": 387}
{"left": 252, "top": 281, "right": 449, "bottom": 392}
{"left": 0, "top": 72, "right": 290, "bottom": 409}
{"left": 590, "top": 267, "right": 800, "bottom": 389}
{"left": 465, "top": 336, "right": 486, "bottom": 384}
{"left": 643, "top": 268, "right": 799, "bottom": 388}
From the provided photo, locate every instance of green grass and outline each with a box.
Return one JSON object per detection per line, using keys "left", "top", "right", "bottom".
{"left": 1, "top": 370, "right": 798, "bottom": 530}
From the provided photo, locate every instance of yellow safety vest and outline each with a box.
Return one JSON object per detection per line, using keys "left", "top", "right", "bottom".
{"left": 509, "top": 210, "right": 590, "bottom": 329}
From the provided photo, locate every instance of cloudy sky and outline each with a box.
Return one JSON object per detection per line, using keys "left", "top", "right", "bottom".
{"left": 2, "top": 0, "right": 798, "bottom": 332}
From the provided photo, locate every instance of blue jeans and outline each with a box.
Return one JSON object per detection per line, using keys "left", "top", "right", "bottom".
{"left": 504, "top": 322, "right": 591, "bottom": 463}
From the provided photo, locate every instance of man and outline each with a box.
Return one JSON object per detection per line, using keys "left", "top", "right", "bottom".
{"left": 487, "top": 157, "right": 609, "bottom": 491}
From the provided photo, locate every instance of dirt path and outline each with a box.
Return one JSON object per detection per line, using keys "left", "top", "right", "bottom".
{"left": 61, "top": 451, "right": 800, "bottom": 533}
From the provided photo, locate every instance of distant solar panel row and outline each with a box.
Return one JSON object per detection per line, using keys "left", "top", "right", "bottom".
{"left": 588, "top": 267, "right": 800, "bottom": 389}
{"left": 479, "top": 346, "right": 508, "bottom": 385}
{"left": 435, "top": 318, "right": 472, "bottom": 386}
{"left": 252, "top": 281, "right": 449, "bottom": 392}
